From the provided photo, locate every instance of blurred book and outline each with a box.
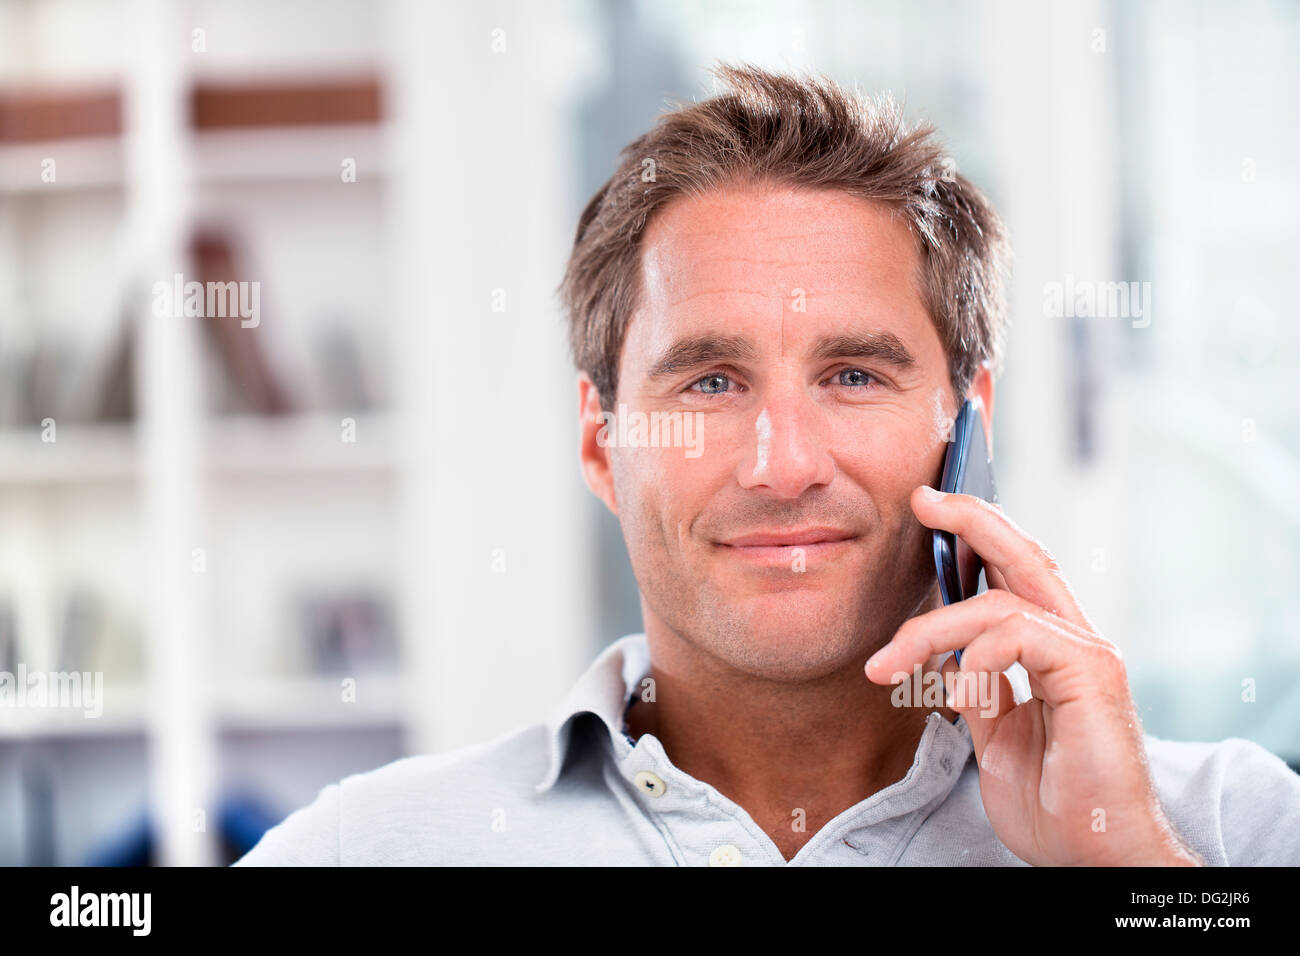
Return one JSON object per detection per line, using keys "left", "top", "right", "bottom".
{"left": 55, "top": 587, "right": 100, "bottom": 673}
{"left": 91, "top": 304, "right": 135, "bottom": 422}
{"left": 0, "top": 313, "right": 84, "bottom": 429}
{"left": 296, "top": 589, "right": 396, "bottom": 675}
{"left": 313, "top": 318, "right": 371, "bottom": 412}
{"left": 189, "top": 229, "right": 293, "bottom": 417}
{"left": 54, "top": 585, "right": 143, "bottom": 681}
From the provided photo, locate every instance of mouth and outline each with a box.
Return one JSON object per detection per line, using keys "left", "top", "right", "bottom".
{"left": 716, "top": 528, "right": 858, "bottom": 567}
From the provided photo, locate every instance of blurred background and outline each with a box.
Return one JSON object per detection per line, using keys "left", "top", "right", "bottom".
{"left": 0, "top": 0, "right": 1295, "bottom": 865}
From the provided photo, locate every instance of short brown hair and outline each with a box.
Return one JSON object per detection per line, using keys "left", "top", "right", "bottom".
{"left": 558, "top": 62, "right": 1012, "bottom": 410}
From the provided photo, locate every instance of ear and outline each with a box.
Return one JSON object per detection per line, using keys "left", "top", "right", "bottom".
{"left": 577, "top": 373, "right": 619, "bottom": 516}
{"left": 966, "top": 363, "right": 996, "bottom": 457}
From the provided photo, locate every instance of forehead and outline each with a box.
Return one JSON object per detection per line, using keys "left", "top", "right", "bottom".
{"left": 632, "top": 183, "right": 935, "bottom": 355}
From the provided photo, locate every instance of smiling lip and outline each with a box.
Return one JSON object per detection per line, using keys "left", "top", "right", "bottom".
{"left": 716, "top": 529, "right": 857, "bottom": 568}
{"left": 720, "top": 528, "right": 856, "bottom": 548}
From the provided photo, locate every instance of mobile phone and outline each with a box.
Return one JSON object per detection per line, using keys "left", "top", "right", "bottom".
{"left": 932, "top": 397, "right": 998, "bottom": 665}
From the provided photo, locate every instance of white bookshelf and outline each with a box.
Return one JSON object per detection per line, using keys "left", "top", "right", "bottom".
{"left": 0, "top": 0, "right": 406, "bottom": 867}
{"left": 0, "top": 0, "right": 598, "bottom": 867}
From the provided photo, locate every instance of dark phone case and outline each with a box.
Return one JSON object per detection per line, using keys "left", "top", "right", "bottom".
{"left": 931, "top": 399, "right": 998, "bottom": 663}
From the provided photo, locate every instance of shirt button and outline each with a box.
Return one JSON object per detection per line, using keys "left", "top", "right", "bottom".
{"left": 709, "top": 844, "right": 742, "bottom": 867}
{"left": 633, "top": 770, "right": 666, "bottom": 797}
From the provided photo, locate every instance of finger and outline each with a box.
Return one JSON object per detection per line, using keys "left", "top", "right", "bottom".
{"left": 910, "top": 485, "right": 1094, "bottom": 632}
{"left": 909, "top": 586, "right": 1103, "bottom": 646}
{"left": 869, "top": 600, "right": 1118, "bottom": 708}
{"left": 939, "top": 654, "right": 1016, "bottom": 756}
{"left": 866, "top": 588, "right": 1107, "bottom": 684}
{"left": 967, "top": 572, "right": 1086, "bottom": 707}
{"left": 954, "top": 610, "right": 1125, "bottom": 708}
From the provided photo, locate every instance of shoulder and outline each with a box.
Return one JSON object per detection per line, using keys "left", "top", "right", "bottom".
{"left": 234, "top": 721, "right": 553, "bottom": 866}
{"left": 1142, "top": 734, "right": 1300, "bottom": 865}
{"left": 342, "top": 722, "right": 553, "bottom": 805}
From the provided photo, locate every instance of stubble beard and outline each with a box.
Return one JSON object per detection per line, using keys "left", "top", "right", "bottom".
{"left": 624, "top": 498, "right": 939, "bottom": 685}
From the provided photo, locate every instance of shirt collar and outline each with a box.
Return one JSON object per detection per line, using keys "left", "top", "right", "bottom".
{"left": 536, "top": 633, "right": 651, "bottom": 793}
{"left": 534, "top": 632, "right": 974, "bottom": 805}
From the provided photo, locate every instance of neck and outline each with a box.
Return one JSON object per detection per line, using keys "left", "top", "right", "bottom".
{"left": 625, "top": 595, "right": 954, "bottom": 859}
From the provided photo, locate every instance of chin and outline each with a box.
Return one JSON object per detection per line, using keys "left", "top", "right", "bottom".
{"left": 701, "top": 586, "right": 873, "bottom": 680}
{"left": 739, "top": 585, "right": 848, "bottom": 624}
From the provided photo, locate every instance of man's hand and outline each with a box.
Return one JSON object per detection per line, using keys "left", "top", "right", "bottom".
{"left": 864, "top": 485, "right": 1203, "bottom": 867}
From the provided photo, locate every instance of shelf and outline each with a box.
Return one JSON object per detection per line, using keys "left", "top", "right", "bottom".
{"left": 207, "top": 412, "right": 394, "bottom": 477}
{"left": 0, "top": 76, "right": 386, "bottom": 194}
{"left": 0, "top": 413, "right": 394, "bottom": 486}
{"left": 212, "top": 673, "right": 405, "bottom": 732}
{"left": 0, "top": 422, "right": 137, "bottom": 485}
{"left": 0, "top": 136, "right": 124, "bottom": 193}
{"left": 190, "top": 77, "right": 381, "bottom": 131}
{"left": 192, "top": 123, "right": 389, "bottom": 185}
{"left": 0, "top": 673, "right": 404, "bottom": 740}
{"left": 0, "top": 682, "right": 147, "bottom": 740}
{"left": 0, "top": 125, "right": 388, "bottom": 193}
{"left": 0, "top": 88, "right": 121, "bottom": 143}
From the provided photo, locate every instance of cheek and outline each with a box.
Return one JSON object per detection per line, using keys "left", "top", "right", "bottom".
{"left": 609, "top": 444, "right": 722, "bottom": 532}
{"left": 830, "top": 411, "right": 946, "bottom": 492}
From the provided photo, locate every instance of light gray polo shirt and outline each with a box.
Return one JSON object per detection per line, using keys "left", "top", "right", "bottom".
{"left": 235, "top": 633, "right": 1300, "bottom": 866}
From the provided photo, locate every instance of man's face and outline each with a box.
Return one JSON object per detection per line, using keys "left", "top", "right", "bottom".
{"left": 587, "top": 182, "right": 967, "bottom": 682}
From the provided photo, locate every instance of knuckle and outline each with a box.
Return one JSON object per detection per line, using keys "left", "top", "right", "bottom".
{"left": 895, "top": 618, "right": 920, "bottom": 644}
{"left": 1075, "top": 639, "right": 1128, "bottom": 688}
{"left": 1093, "top": 639, "right": 1126, "bottom": 669}
{"left": 1032, "top": 543, "right": 1062, "bottom": 574}
{"left": 993, "top": 609, "right": 1030, "bottom": 631}
{"left": 982, "top": 588, "right": 1019, "bottom": 613}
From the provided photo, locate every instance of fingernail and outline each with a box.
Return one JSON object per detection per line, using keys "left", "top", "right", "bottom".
{"left": 921, "top": 485, "right": 946, "bottom": 502}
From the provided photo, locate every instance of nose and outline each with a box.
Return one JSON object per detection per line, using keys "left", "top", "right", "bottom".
{"left": 737, "top": 392, "right": 836, "bottom": 499}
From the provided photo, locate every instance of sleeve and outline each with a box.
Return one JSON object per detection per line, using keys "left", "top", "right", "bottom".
{"left": 231, "top": 783, "right": 341, "bottom": 866}
{"left": 1216, "top": 738, "right": 1300, "bottom": 866}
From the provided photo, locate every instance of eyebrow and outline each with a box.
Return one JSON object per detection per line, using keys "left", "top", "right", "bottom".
{"left": 646, "top": 329, "right": 918, "bottom": 378}
{"left": 646, "top": 334, "right": 758, "bottom": 378}
{"left": 809, "top": 332, "right": 918, "bottom": 370}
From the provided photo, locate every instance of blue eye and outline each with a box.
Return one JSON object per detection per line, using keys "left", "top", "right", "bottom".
{"left": 838, "top": 368, "right": 876, "bottom": 387}
{"left": 692, "top": 373, "right": 732, "bottom": 394}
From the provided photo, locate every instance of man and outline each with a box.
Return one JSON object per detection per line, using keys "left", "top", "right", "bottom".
{"left": 237, "top": 64, "right": 1300, "bottom": 866}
